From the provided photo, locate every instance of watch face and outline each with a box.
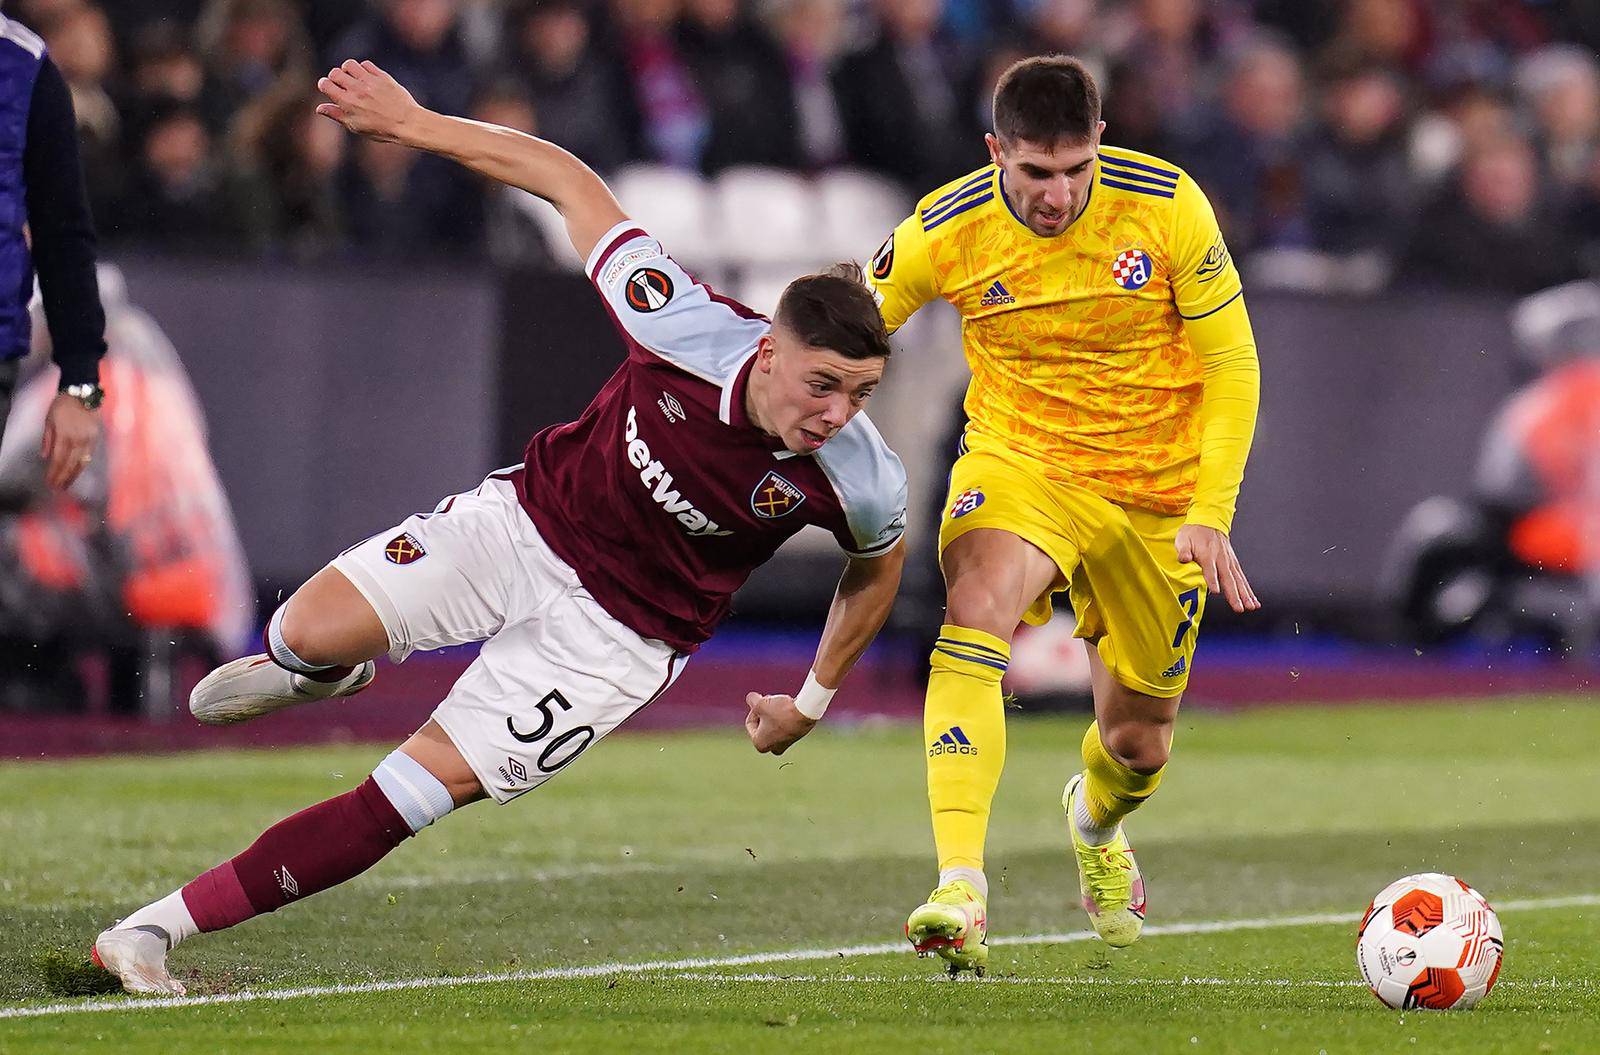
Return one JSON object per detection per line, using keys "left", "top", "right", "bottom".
{"left": 66, "top": 384, "right": 104, "bottom": 409}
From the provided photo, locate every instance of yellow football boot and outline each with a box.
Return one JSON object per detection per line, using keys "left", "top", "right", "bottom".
{"left": 906, "top": 878, "right": 988, "bottom": 977}
{"left": 1063, "top": 772, "right": 1146, "bottom": 948}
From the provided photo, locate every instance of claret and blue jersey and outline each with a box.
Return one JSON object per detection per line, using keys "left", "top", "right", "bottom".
{"left": 512, "top": 222, "right": 909, "bottom": 653}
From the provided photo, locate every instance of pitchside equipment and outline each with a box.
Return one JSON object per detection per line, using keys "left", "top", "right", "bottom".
{"left": 1356, "top": 872, "right": 1503, "bottom": 1010}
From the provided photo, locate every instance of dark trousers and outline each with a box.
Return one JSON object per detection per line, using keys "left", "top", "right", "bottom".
{"left": 0, "top": 358, "right": 17, "bottom": 447}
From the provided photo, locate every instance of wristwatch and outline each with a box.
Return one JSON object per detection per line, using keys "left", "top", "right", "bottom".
{"left": 61, "top": 382, "right": 105, "bottom": 410}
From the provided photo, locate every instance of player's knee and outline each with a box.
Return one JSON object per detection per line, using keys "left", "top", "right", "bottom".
{"left": 1100, "top": 721, "right": 1170, "bottom": 775}
{"left": 944, "top": 581, "right": 1018, "bottom": 641}
{"left": 274, "top": 601, "right": 344, "bottom": 668}
{"left": 371, "top": 750, "right": 457, "bottom": 833}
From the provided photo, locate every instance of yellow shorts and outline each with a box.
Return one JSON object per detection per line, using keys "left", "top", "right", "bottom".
{"left": 939, "top": 436, "right": 1207, "bottom": 698}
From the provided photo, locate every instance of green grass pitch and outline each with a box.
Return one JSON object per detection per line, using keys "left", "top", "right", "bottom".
{"left": 2, "top": 697, "right": 1598, "bottom": 1052}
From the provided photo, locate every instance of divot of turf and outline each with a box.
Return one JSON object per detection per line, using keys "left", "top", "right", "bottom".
{"left": 32, "top": 947, "right": 120, "bottom": 997}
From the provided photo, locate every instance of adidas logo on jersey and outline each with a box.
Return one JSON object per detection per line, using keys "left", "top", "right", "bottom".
{"left": 624, "top": 407, "right": 733, "bottom": 537}
{"left": 929, "top": 725, "right": 978, "bottom": 757}
{"left": 979, "top": 280, "right": 1016, "bottom": 307}
{"left": 1161, "top": 656, "right": 1187, "bottom": 678}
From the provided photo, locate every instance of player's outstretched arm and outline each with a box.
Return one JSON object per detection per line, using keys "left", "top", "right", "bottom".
{"left": 315, "top": 59, "right": 625, "bottom": 260}
{"left": 746, "top": 541, "right": 906, "bottom": 755}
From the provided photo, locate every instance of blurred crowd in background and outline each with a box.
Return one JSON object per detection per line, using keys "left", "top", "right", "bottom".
{"left": 12, "top": 0, "right": 1600, "bottom": 291}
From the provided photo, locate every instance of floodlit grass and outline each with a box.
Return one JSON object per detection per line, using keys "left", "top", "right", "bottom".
{"left": 3, "top": 697, "right": 1597, "bottom": 1052}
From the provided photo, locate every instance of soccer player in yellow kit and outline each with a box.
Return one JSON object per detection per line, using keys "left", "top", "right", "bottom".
{"left": 869, "top": 56, "right": 1262, "bottom": 974}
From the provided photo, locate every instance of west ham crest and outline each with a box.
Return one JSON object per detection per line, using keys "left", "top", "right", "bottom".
{"left": 385, "top": 532, "right": 426, "bottom": 564}
{"left": 751, "top": 471, "right": 805, "bottom": 519}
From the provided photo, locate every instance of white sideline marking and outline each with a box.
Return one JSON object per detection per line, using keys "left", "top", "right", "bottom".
{"left": 4, "top": 893, "right": 1594, "bottom": 1021}
{"left": 672, "top": 973, "right": 1590, "bottom": 990}
{"left": 677, "top": 972, "right": 1370, "bottom": 987}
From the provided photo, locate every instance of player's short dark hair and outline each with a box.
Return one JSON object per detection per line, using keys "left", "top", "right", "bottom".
{"left": 773, "top": 262, "right": 892, "bottom": 361}
{"left": 993, "top": 55, "right": 1101, "bottom": 146}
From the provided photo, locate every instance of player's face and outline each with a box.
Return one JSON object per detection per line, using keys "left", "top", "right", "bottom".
{"left": 751, "top": 332, "right": 884, "bottom": 453}
{"left": 988, "top": 124, "right": 1106, "bottom": 237}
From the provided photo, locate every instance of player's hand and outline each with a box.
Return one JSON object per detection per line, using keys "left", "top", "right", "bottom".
{"left": 745, "top": 692, "right": 816, "bottom": 756}
{"left": 315, "top": 59, "right": 422, "bottom": 144}
{"left": 1176, "top": 524, "right": 1260, "bottom": 614}
{"left": 41, "top": 392, "right": 101, "bottom": 491}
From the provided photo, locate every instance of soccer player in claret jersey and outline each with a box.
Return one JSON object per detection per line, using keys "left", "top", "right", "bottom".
{"left": 90, "top": 59, "right": 908, "bottom": 996}
{"left": 869, "top": 56, "right": 1262, "bottom": 974}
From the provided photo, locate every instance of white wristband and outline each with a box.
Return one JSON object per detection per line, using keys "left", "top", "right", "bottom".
{"left": 793, "top": 670, "right": 835, "bottom": 720}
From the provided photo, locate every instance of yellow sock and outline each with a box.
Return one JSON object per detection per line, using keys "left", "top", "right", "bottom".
{"left": 925, "top": 624, "right": 1010, "bottom": 873}
{"left": 1080, "top": 721, "right": 1163, "bottom": 829}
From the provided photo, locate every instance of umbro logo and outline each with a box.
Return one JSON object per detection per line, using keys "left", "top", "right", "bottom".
{"left": 979, "top": 280, "right": 1015, "bottom": 307}
{"left": 1161, "top": 656, "right": 1187, "bottom": 678}
{"left": 657, "top": 391, "right": 687, "bottom": 423}
{"left": 276, "top": 866, "right": 300, "bottom": 899}
{"left": 929, "top": 725, "right": 978, "bottom": 757}
{"left": 498, "top": 757, "right": 529, "bottom": 785}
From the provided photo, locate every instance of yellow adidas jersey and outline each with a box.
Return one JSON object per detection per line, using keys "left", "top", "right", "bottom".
{"left": 871, "top": 145, "right": 1244, "bottom": 515}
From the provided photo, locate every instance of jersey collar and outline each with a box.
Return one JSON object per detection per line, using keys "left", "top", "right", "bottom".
{"left": 719, "top": 348, "right": 757, "bottom": 426}
{"left": 721, "top": 348, "right": 795, "bottom": 457}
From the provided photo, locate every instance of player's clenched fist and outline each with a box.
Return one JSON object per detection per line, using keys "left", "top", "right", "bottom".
{"left": 745, "top": 692, "right": 816, "bottom": 755}
{"left": 315, "top": 59, "right": 420, "bottom": 143}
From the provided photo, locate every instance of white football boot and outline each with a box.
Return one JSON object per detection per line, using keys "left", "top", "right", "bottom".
{"left": 189, "top": 654, "right": 376, "bottom": 725}
{"left": 92, "top": 927, "right": 186, "bottom": 996}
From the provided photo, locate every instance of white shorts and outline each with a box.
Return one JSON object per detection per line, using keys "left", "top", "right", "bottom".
{"left": 331, "top": 471, "right": 685, "bottom": 803}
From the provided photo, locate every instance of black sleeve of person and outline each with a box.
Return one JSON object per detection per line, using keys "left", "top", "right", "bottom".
{"left": 23, "top": 55, "right": 107, "bottom": 388}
